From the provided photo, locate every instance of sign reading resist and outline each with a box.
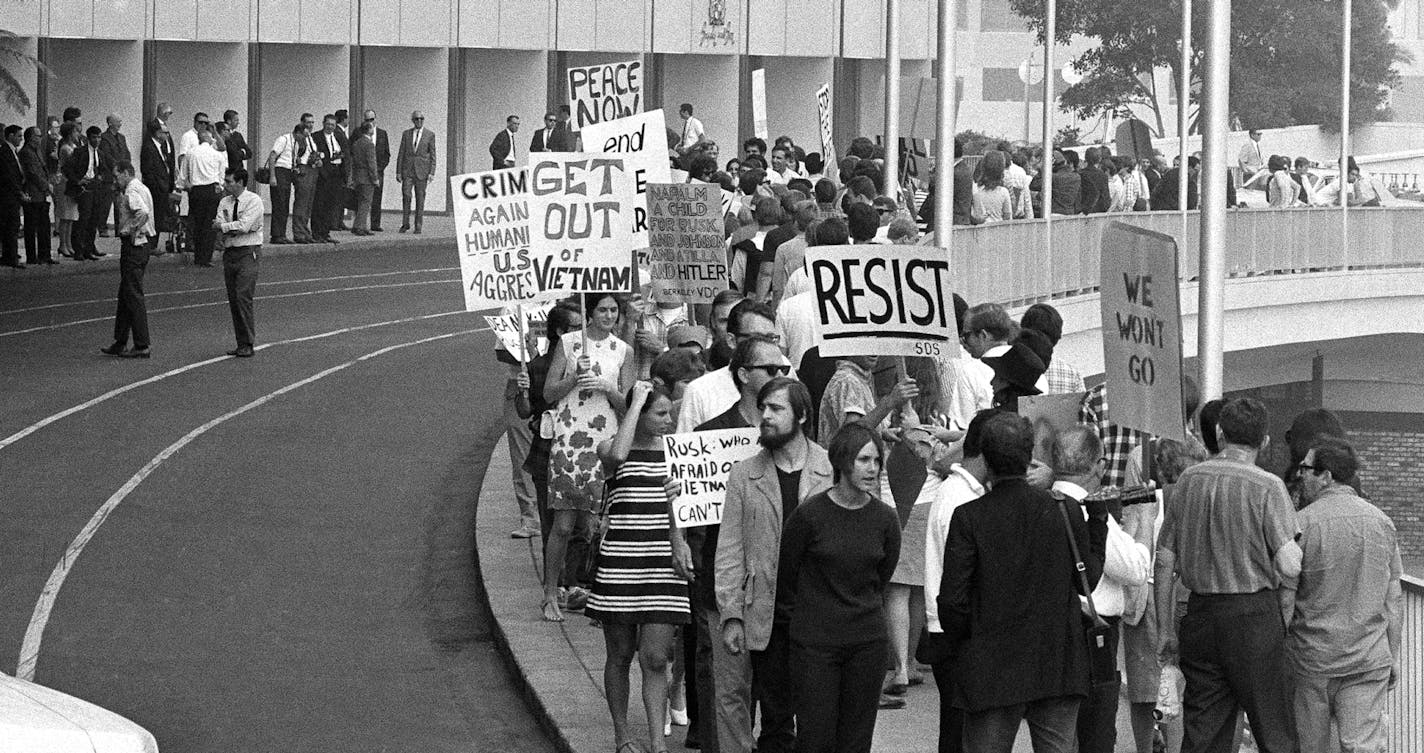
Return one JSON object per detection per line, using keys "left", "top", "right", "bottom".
{"left": 450, "top": 167, "right": 541, "bottom": 311}
{"left": 663, "top": 428, "right": 762, "bottom": 528}
{"left": 527, "top": 153, "right": 639, "bottom": 295}
{"left": 567, "top": 60, "right": 643, "bottom": 131}
{"left": 647, "top": 182, "right": 727, "bottom": 303}
{"left": 580, "top": 109, "right": 672, "bottom": 248}
{"left": 805, "top": 245, "right": 958, "bottom": 358}
{"left": 1100, "top": 222, "right": 1186, "bottom": 441}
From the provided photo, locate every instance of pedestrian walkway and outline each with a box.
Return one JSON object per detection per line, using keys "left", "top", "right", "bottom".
{"left": 0, "top": 213, "right": 456, "bottom": 281}
{"left": 476, "top": 438, "right": 1146, "bottom": 753}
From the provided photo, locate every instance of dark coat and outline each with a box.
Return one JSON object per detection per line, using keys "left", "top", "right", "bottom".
{"left": 1030, "top": 165, "right": 1081, "bottom": 216}
{"left": 224, "top": 131, "right": 251, "bottom": 172}
{"left": 61, "top": 142, "right": 115, "bottom": 197}
{"left": 1078, "top": 166, "right": 1110, "bottom": 214}
{"left": 373, "top": 127, "right": 391, "bottom": 171}
{"left": 1150, "top": 168, "right": 1199, "bottom": 210}
{"left": 938, "top": 478, "right": 1106, "bottom": 712}
{"left": 0, "top": 144, "right": 22, "bottom": 208}
{"left": 140, "top": 136, "right": 175, "bottom": 192}
{"left": 489, "top": 128, "right": 516, "bottom": 170}
{"left": 18, "top": 143, "right": 51, "bottom": 200}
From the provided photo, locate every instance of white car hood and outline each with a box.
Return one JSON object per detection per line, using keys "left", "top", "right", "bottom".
{"left": 0, "top": 672, "right": 158, "bottom": 753}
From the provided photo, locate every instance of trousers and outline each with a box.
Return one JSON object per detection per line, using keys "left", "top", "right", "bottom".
{"left": 791, "top": 638, "right": 885, "bottom": 753}
{"left": 400, "top": 177, "right": 428, "bottom": 229}
{"left": 291, "top": 168, "right": 318, "bottom": 242}
{"left": 503, "top": 380, "right": 539, "bottom": 529}
{"left": 751, "top": 624, "right": 797, "bottom": 753}
{"left": 1292, "top": 665, "right": 1390, "bottom": 753}
{"left": 23, "top": 200, "right": 52, "bottom": 262}
{"left": 693, "top": 600, "right": 721, "bottom": 753}
{"left": 113, "top": 236, "right": 151, "bottom": 349}
{"left": 710, "top": 608, "right": 756, "bottom": 753}
{"left": 353, "top": 184, "right": 374, "bottom": 233}
{"left": 269, "top": 167, "right": 293, "bottom": 240}
{"left": 930, "top": 656, "right": 964, "bottom": 753}
{"left": 963, "top": 696, "right": 1082, "bottom": 753}
{"left": 222, "top": 245, "right": 260, "bottom": 348}
{"left": 188, "top": 184, "right": 222, "bottom": 264}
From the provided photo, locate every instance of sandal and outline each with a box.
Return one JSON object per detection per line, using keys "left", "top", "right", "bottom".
{"left": 542, "top": 599, "right": 564, "bottom": 622}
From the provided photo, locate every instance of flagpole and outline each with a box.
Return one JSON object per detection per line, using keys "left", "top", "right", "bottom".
{"left": 932, "top": 0, "right": 956, "bottom": 249}
{"left": 1041, "top": 0, "right": 1056, "bottom": 251}
{"left": 1196, "top": 0, "right": 1230, "bottom": 401}
{"left": 1178, "top": 0, "right": 1192, "bottom": 245}
{"left": 884, "top": 0, "right": 902, "bottom": 205}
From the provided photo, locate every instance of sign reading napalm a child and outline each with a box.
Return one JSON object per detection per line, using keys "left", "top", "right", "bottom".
{"left": 526, "top": 153, "right": 640, "bottom": 295}
{"left": 647, "top": 182, "right": 726, "bottom": 303}
{"left": 663, "top": 428, "right": 762, "bottom": 527}
{"left": 581, "top": 110, "right": 672, "bottom": 248}
{"left": 567, "top": 60, "right": 643, "bottom": 131}
{"left": 805, "top": 245, "right": 959, "bottom": 358}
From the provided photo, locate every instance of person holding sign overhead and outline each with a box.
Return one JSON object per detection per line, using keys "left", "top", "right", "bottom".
{"left": 585, "top": 379, "right": 692, "bottom": 753}
{"left": 542, "top": 293, "right": 635, "bottom": 622}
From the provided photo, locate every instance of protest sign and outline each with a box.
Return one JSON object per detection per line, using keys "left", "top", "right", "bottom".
{"left": 1100, "top": 222, "right": 1186, "bottom": 442}
{"left": 451, "top": 167, "right": 545, "bottom": 311}
{"left": 816, "top": 83, "right": 838, "bottom": 183}
{"left": 527, "top": 152, "right": 639, "bottom": 295}
{"left": 663, "top": 428, "right": 761, "bottom": 527}
{"left": 805, "top": 245, "right": 959, "bottom": 358}
{"left": 751, "top": 68, "right": 768, "bottom": 140}
{"left": 646, "top": 182, "right": 727, "bottom": 303}
{"left": 1020, "top": 391, "right": 1089, "bottom": 464}
{"left": 567, "top": 59, "right": 643, "bottom": 131}
{"left": 483, "top": 301, "right": 555, "bottom": 361}
{"left": 581, "top": 109, "right": 672, "bottom": 248}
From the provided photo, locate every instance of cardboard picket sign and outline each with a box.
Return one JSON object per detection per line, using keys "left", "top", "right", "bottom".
{"left": 751, "top": 68, "right": 768, "bottom": 140}
{"left": 646, "top": 182, "right": 727, "bottom": 303}
{"left": 526, "top": 152, "right": 639, "bottom": 295}
{"left": 663, "top": 428, "right": 762, "bottom": 528}
{"left": 805, "top": 245, "right": 959, "bottom": 358}
{"left": 567, "top": 59, "right": 643, "bottom": 131}
{"left": 816, "top": 83, "right": 838, "bottom": 183}
{"left": 1100, "top": 222, "right": 1186, "bottom": 442}
{"left": 451, "top": 167, "right": 549, "bottom": 312}
{"left": 483, "top": 301, "right": 555, "bottom": 361}
{"left": 581, "top": 109, "right": 672, "bottom": 249}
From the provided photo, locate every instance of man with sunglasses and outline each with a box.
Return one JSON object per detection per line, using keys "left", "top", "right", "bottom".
{"left": 1286, "top": 438, "right": 1402, "bottom": 753}
{"left": 396, "top": 110, "right": 436, "bottom": 234}
{"left": 677, "top": 299, "right": 781, "bottom": 433}
{"left": 530, "top": 112, "right": 559, "bottom": 153}
{"left": 361, "top": 110, "right": 391, "bottom": 232}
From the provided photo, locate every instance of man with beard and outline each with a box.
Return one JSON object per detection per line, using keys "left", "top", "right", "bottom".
{"left": 715, "top": 377, "right": 831, "bottom": 753}
{"left": 688, "top": 339, "right": 793, "bottom": 753}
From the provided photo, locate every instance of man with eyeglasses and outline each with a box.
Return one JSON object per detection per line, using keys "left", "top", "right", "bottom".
{"left": 361, "top": 110, "right": 391, "bottom": 232}
{"left": 396, "top": 110, "right": 436, "bottom": 234}
{"left": 1154, "top": 397, "right": 1302, "bottom": 753}
{"left": 1285, "top": 437, "right": 1402, "bottom": 753}
{"left": 677, "top": 299, "right": 784, "bottom": 433}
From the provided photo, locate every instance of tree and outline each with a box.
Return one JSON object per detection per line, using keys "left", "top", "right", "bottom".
{"left": 0, "top": 29, "right": 41, "bottom": 116}
{"left": 1008, "top": 0, "right": 1410, "bottom": 135}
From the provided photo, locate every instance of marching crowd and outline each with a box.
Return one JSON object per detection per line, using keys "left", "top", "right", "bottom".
{"left": 495, "top": 124, "right": 1406, "bottom": 753}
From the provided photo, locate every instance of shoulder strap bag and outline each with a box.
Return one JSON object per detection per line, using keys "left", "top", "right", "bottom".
{"left": 1055, "top": 494, "right": 1119, "bottom": 690}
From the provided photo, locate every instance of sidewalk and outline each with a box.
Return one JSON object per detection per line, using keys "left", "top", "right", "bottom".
{"left": 475, "top": 437, "right": 1145, "bottom": 753}
{"left": 0, "top": 213, "right": 456, "bottom": 281}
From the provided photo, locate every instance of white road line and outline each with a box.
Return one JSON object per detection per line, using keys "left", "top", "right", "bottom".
{"left": 15, "top": 326, "right": 482, "bottom": 681}
{"left": 0, "top": 266, "right": 461, "bottom": 316}
{"left": 0, "top": 311, "right": 483, "bottom": 451}
{"left": 0, "top": 279, "right": 461, "bottom": 338}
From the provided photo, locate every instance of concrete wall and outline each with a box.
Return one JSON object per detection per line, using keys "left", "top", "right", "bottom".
{"left": 46, "top": 39, "right": 143, "bottom": 147}
{"left": 361, "top": 47, "right": 450, "bottom": 211}
{"left": 658, "top": 54, "right": 740, "bottom": 157}
{"left": 760, "top": 56, "right": 834, "bottom": 153}
{"left": 153, "top": 41, "right": 248, "bottom": 141}
{"left": 254, "top": 43, "right": 348, "bottom": 211}
{"left": 461, "top": 48, "right": 549, "bottom": 175}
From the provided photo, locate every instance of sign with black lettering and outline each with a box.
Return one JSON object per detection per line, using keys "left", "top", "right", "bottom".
{"left": 663, "top": 428, "right": 762, "bottom": 528}
{"left": 527, "top": 153, "right": 638, "bottom": 295}
{"left": 805, "top": 245, "right": 958, "bottom": 358}
{"left": 483, "top": 302, "right": 555, "bottom": 362}
{"left": 1100, "top": 222, "right": 1186, "bottom": 442}
{"left": 450, "top": 167, "right": 543, "bottom": 311}
{"left": 581, "top": 109, "right": 672, "bottom": 248}
{"left": 567, "top": 60, "right": 643, "bottom": 131}
{"left": 817, "top": 83, "right": 838, "bottom": 183}
{"left": 647, "top": 182, "right": 727, "bottom": 303}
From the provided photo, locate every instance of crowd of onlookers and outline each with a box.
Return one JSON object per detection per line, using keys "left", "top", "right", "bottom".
{"left": 493, "top": 121, "right": 1406, "bottom": 753}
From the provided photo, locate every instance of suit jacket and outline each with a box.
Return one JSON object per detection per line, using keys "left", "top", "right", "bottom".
{"left": 374, "top": 127, "right": 391, "bottom": 171}
{"left": 489, "top": 128, "right": 516, "bottom": 170}
{"left": 0, "top": 145, "right": 23, "bottom": 208}
{"left": 548, "top": 123, "right": 576, "bottom": 152}
{"left": 313, "top": 130, "right": 349, "bottom": 180}
{"left": 715, "top": 443, "right": 834, "bottom": 652}
{"left": 349, "top": 135, "right": 379, "bottom": 186}
{"left": 140, "top": 137, "right": 175, "bottom": 192}
{"left": 98, "top": 130, "right": 131, "bottom": 167}
{"left": 18, "top": 143, "right": 51, "bottom": 200}
{"left": 1150, "top": 168, "right": 1198, "bottom": 211}
{"left": 530, "top": 127, "right": 558, "bottom": 153}
{"left": 938, "top": 478, "right": 1106, "bottom": 712}
{"left": 61, "top": 144, "right": 115, "bottom": 196}
{"left": 397, "top": 127, "right": 436, "bottom": 180}
{"left": 225, "top": 131, "right": 251, "bottom": 172}
{"left": 1078, "top": 166, "right": 1110, "bottom": 214}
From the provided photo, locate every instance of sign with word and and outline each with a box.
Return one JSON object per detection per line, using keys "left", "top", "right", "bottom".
{"left": 450, "top": 167, "right": 543, "bottom": 311}
{"left": 805, "top": 245, "right": 959, "bottom": 358}
{"left": 663, "top": 428, "right": 762, "bottom": 527}
{"left": 527, "top": 153, "right": 639, "bottom": 295}
{"left": 581, "top": 109, "right": 672, "bottom": 248}
{"left": 1100, "top": 222, "right": 1186, "bottom": 442}
{"left": 647, "top": 182, "right": 727, "bottom": 303}
{"left": 483, "top": 301, "right": 556, "bottom": 361}
{"left": 751, "top": 68, "right": 768, "bottom": 140}
{"left": 816, "top": 83, "right": 837, "bottom": 183}
{"left": 568, "top": 60, "right": 643, "bottom": 131}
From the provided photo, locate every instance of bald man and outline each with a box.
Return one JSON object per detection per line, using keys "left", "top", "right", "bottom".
{"left": 395, "top": 110, "right": 435, "bottom": 234}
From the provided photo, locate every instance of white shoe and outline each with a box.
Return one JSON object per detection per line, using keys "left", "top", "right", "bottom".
{"left": 669, "top": 707, "right": 689, "bottom": 726}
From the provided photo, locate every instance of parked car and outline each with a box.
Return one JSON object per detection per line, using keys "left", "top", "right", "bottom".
{"left": 0, "top": 671, "right": 158, "bottom": 752}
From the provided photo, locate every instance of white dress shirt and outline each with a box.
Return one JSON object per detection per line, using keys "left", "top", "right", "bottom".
{"left": 217, "top": 189, "right": 265, "bottom": 248}
{"left": 123, "top": 180, "right": 156, "bottom": 243}
{"left": 941, "top": 354, "right": 995, "bottom": 427}
{"left": 675, "top": 366, "right": 740, "bottom": 433}
{"left": 925, "top": 464, "right": 987, "bottom": 632}
{"left": 180, "top": 142, "right": 227, "bottom": 188}
{"left": 776, "top": 288, "right": 817, "bottom": 372}
{"left": 178, "top": 129, "right": 200, "bottom": 160}
{"left": 1051, "top": 480, "right": 1150, "bottom": 618}
{"left": 680, "top": 116, "right": 705, "bottom": 151}
{"left": 270, "top": 134, "right": 296, "bottom": 169}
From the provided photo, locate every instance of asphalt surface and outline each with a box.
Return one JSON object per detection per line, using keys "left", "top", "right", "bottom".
{"left": 0, "top": 238, "right": 556, "bottom": 753}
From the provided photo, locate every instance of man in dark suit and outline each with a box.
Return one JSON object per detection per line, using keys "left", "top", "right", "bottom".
{"left": 63, "top": 126, "right": 115, "bottom": 260}
{"left": 550, "top": 105, "right": 577, "bottom": 151}
{"left": 489, "top": 114, "right": 521, "bottom": 170}
{"left": 18, "top": 126, "right": 55, "bottom": 265}
{"left": 222, "top": 110, "right": 251, "bottom": 175}
{"left": 1, "top": 124, "right": 24, "bottom": 268}
{"left": 396, "top": 110, "right": 436, "bottom": 234}
{"left": 1151, "top": 157, "right": 1200, "bottom": 211}
{"left": 1078, "top": 147, "right": 1110, "bottom": 215}
{"left": 99, "top": 114, "right": 131, "bottom": 237}
{"left": 334, "top": 109, "right": 353, "bottom": 229}
{"left": 311, "top": 114, "right": 347, "bottom": 243}
{"left": 348, "top": 123, "right": 378, "bottom": 236}
{"left": 529, "top": 112, "right": 559, "bottom": 153}
{"left": 362, "top": 109, "right": 391, "bottom": 231}
{"left": 140, "top": 118, "right": 176, "bottom": 254}
{"left": 939, "top": 411, "right": 1107, "bottom": 752}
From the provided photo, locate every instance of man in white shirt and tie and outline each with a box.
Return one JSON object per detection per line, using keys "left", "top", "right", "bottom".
{"left": 101, "top": 160, "right": 156, "bottom": 358}
{"left": 1238, "top": 129, "right": 1265, "bottom": 182}
{"left": 489, "top": 114, "right": 519, "bottom": 170}
{"left": 677, "top": 103, "right": 705, "bottom": 158}
{"left": 214, "top": 168, "right": 264, "bottom": 358}
{"left": 179, "top": 129, "right": 228, "bottom": 267}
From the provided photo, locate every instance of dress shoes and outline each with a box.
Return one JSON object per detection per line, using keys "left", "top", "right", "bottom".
{"left": 351, "top": 229, "right": 372, "bottom": 236}
{"left": 271, "top": 237, "right": 292, "bottom": 245}
{"left": 227, "top": 346, "right": 255, "bottom": 358}
{"left": 2, "top": 261, "right": 25, "bottom": 269}
{"left": 398, "top": 225, "right": 410, "bottom": 233}
{"left": 91, "top": 251, "right": 108, "bottom": 257}
{"left": 118, "top": 347, "right": 151, "bottom": 359}
{"left": 100, "top": 343, "right": 127, "bottom": 356}
{"left": 413, "top": 227, "right": 422, "bottom": 235}
{"left": 372, "top": 227, "right": 384, "bottom": 232}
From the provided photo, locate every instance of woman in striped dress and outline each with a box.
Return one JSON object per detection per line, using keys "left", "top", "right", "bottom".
{"left": 588, "top": 380, "right": 692, "bottom": 753}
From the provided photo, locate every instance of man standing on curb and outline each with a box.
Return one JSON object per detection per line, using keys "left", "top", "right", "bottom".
{"left": 214, "top": 168, "right": 263, "bottom": 358}
{"left": 101, "top": 161, "right": 155, "bottom": 359}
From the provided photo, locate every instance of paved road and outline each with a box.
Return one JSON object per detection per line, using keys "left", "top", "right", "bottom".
{"left": 0, "top": 240, "right": 555, "bottom": 752}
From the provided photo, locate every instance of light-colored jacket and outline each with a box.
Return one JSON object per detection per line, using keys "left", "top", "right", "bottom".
{"left": 715, "top": 442, "right": 833, "bottom": 652}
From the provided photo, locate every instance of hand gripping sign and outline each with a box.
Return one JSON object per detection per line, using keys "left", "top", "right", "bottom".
{"left": 663, "top": 428, "right": 762, "bottom": 528}
{"left": 805, "top": 245, "right": 960, "bottom": 358}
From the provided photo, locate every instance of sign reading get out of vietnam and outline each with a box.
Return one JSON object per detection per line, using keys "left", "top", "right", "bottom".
{"left": 805, "top": 245, "right": 959, "bottom": 358}
{"left": 567, "top": 60, "right": 643, "bottom": 131}
{"left": 526, "top": 153, "right": 639, "bottom": 295}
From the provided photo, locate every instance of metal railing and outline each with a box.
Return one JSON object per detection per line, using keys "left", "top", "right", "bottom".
{"left": 943, "top": 206, "right": 1424, "bottom": 307}
{"left": 1391, "top": 576, "right": 1423, "bottom": 753}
